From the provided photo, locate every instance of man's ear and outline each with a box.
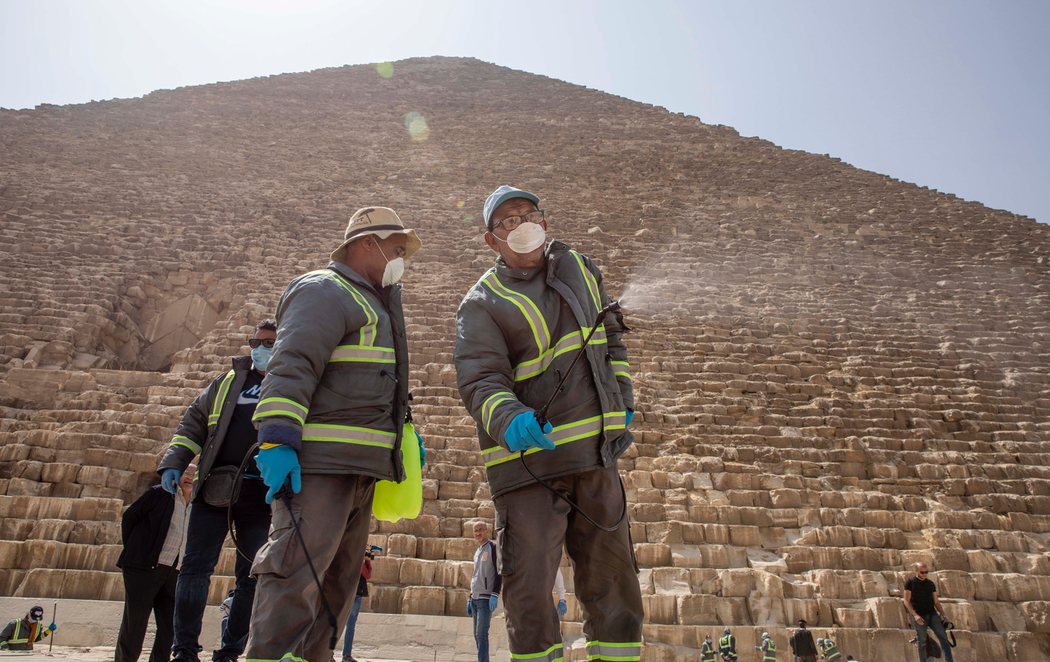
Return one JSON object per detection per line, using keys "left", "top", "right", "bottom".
{"left": 483, "top": 231, "right": 500, "bottom": 254}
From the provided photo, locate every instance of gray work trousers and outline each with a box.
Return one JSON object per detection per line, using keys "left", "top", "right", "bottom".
{"left": 244, "top": 473, "right": 375, "bottom": 662}
{"left": 494, "top": 464, "right": 644, "bottom": 661}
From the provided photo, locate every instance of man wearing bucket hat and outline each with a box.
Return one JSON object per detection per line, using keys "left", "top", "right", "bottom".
{"left": 454, "top": 186, "right": 642, "bottom": 661}
{"left": 243, "top": 206, "right": 424, "bottom": 662}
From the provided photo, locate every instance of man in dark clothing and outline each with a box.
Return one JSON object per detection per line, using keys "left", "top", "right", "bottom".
{"left": 718, "top": 627, "right": 738, "bottom": 661}
{"left": 157, "top": 320, "right": 276, "bottom": 662}
{"left": 0, "top": 605, "right": 56, "bottom": 651}
{"left": 789, "top": 619, "right": 818, "bottom": 662}
{"left": 904, "top": 562, "right": 955, "bottom": 662}
{"left": 454, "top": 185, "right": 641, "bottom": 662}
{"left": 115, "top": 468, "right": 194, "bottom": 662}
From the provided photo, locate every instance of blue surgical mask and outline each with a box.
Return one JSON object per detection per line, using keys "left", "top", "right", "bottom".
{"left": 251, "top": 345, "right": 273, "bottom": 372}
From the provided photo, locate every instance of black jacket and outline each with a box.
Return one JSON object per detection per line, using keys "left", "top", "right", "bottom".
{"left": 790, "top": 628, "right": 818, "bottom": 655}
{"left": 158, "top": 356, "right": 257, "bottom": 502}
{"left": 116, "top": 485, "right": 176, "bottom": 570}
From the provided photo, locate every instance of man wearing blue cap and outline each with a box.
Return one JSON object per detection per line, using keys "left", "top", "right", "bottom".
{"left": 454, "top": 185, "right": 643, "bottom": 661}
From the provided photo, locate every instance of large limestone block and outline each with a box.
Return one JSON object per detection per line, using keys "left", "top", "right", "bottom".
{"left": 832, "top": 605, "right": 872, "bottom": 628}
{"left": 715, "top": 597, "right": 751, "bottom": 626}
{"left": 386, "top": 533, "right": 418, "bottom": 557}
{"left": 719, "top": 568, "right": 754, "bottom": 598}
{"left": 650, "top": 567, "right": 692, "bottom": 595}
{"left": 748, "top": 593, "right": 785, "bottom": 626}
{"left": 747, "top": 548, "right": 787, "bottom": 574}
{"left": 677, "top": 594, "right": 719, "bottom": 625}
{"left": 398, "top": 558, "right": 436, "bottom": 586}
{"left": 644, "top": 594, "right": 677, "bottom": 625}
{"left": 867, "top": 596, "right": 907, "bottom": 629}
{"left": 401, "top": 585, "right": 445, "bottom": 616}
{"left": 943, "top": 600, "right": 978, "bottom": 632}
{"left": 1020, "top": 601, "right": 1050, "bottom": 633}
{"left": 937, "top": 569, "right": 976, "bottom": 600}
{"left": 984, "top": 602, "right": 1029, "bottom": 632}
{"left": 1006, "top": 631, "right": 1046, "bottom": 662}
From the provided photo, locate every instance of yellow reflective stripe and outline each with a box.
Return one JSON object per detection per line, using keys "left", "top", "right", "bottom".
{"left": 208, "top": 370, "right": 236, "bottom": 424}
{"left": 603, "top": 410, "right": 627, "bottom": 431}
{"left": 482, "top": 272, "right": 550, "bottom": 356}
{"left": 483, "top": 415, "right": 603, "bottom": 467}
{"left": 513, "top": 327, "right": 608, "bottom": 382}
{"left": 9, "top": 621, "right": 27, "bottom": 644}
{"left": 302, "top": 423, "right": 396, "bottom": 448}
{"left": 252, "top": 397, "right": 308, "bottom": 426}
{"left": 570, "top": 250, "right": 601, "bottom": 314}
{"left": 170, "top": 435, "right": 202, "bottom": 455}
{"left": 327, "top": 272, "right": 379, "bottom": 347}
{"left": 511, "top": 643, "right": 564, "bottom": 661}
{"left": 586, "top": 641, "right": 642, "bottom": 661}
{"left": 329, "top": 344, "right": 395, "bottom": 363}
{"left": 611, "top": 359, "right": 631, "bottom": 380}
{"left": 481, "top": 391, "right": 516, "bottom": 437}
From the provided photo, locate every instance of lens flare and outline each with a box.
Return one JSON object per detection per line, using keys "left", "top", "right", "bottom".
{"left": 376, "top": 62, "right": 394, "bottom": 79}
{"left": 455, "top": 200, "right": 466, "bottom": 209}
{"left": 403, "top": 112, "right": 430, "bottom": 142}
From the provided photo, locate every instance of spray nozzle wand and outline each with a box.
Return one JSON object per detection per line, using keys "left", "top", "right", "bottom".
{"left": 535, "top": 300, "right": 621, "bottom": 426}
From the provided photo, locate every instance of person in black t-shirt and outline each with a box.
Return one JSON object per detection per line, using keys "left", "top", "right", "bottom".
{"left": 903, "top": 562, "right": 954, "bottom": 662}
{"left": 156, "top": 319, "right": 277, "bottom": 662}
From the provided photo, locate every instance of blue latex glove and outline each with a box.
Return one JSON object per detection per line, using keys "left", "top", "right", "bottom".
{"left": 557, "top": 599, "right": 567, "bottom": 616}
{"left": 488, "top": 595, "right": 498, "bottom": 611}
{"left": 625, "top": 408, "right": 634, "bottom": 427}
{"left": 47, "top": 623, "right": 56, "bottom": 632}
{"left": 504, "top": 412, "right": 554, "bottom": 451}
{"left": 160, "top": 468, "right": 181, "bottom": 494}
{"left": 416, "top": 429, "right": 426, "bottom": 467}
{"left": 255, "top": 445, "right": 302, "bottom": 505}
{"left": 466, "top": 600, "right": 474, "bottom": 616}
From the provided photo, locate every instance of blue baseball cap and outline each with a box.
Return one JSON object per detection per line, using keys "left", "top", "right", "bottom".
{"left": 483, "top": 185, "right": 540, "bottom": 230}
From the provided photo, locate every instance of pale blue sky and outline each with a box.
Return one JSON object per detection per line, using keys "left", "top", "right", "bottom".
{"left": 2, "top": 0, "right": 1047, "bottom": 223}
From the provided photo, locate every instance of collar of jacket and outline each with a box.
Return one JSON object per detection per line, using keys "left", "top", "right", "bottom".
{"left": 231, "top": 355, "right": 254, "bottom": 374}
{"left": 494, "top": 240, "right": 572, "bottom": 282}
{"left": 327, "top": 259, "right": 399, "bottom": 299}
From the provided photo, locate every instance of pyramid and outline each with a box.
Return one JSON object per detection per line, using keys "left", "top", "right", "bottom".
{"left": 0, "top": 56, "right": 1048, "bottom": 660}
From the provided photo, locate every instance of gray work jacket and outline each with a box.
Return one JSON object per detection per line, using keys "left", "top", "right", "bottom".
{"left": 253, "top": 261, "right": 410, "bottom": 481}
{"left": 454, "top": 241, "right": 634, "bottom": 497}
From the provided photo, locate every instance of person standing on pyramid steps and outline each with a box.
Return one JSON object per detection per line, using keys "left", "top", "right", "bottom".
{"left": 158, "top": 320, "right": 276, "bottom": 662}
{"left": 115, "top": 466, "right": 193, "bottom": 662}
{"left": 700, "top": 633, "right": 718, "bottom": 662}
{"left": 789, "top": 619, "right": 818, "bottom": 662}
{"left": 454, "top": 185, "right": 642, "bottom": 662}
{"left": 719, "top": 627, "right": 738, "bottom": 661}
{"left": 903, "top": 562, "right": 955, "bottom": 662}
{"left": 244, "top": 206, "right": 425, "bottom": 662}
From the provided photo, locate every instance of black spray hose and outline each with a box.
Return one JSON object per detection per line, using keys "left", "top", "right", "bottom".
{"left": 228, "top": 441, "right": 339, "bottom": 650}
{"left": 276, "top": 484, "right": 340, "bottom": 651}
{"left": 519, "top": 300, "right": 628, "bottom": 533}
{"left": 228, "top": 440, "right": 264, "bottom": 563}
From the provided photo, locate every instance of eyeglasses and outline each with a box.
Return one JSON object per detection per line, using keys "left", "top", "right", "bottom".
{"left": 249, "top": 338, "right": 276, "bottom": 349}
{"left": 917, "top": 571, "right": 928, "bottom": 575}
{"left": 490, "top": 209, "right": 545, "bottom": 232}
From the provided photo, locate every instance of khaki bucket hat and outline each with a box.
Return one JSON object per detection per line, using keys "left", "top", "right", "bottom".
{"left": 330, "top": 206, "right": 422, "bottom": 262}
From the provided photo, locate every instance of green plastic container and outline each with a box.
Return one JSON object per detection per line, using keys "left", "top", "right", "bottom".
{"left": 373, "top": 422, "right": 423, "bottom": 522}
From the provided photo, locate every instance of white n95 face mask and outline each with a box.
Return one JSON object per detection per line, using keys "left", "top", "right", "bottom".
{"left": 504, "top": 222, "right": 546, "bottom": 254}
{"left": 381, "top": 256, "right": 405, "bottom": 286}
